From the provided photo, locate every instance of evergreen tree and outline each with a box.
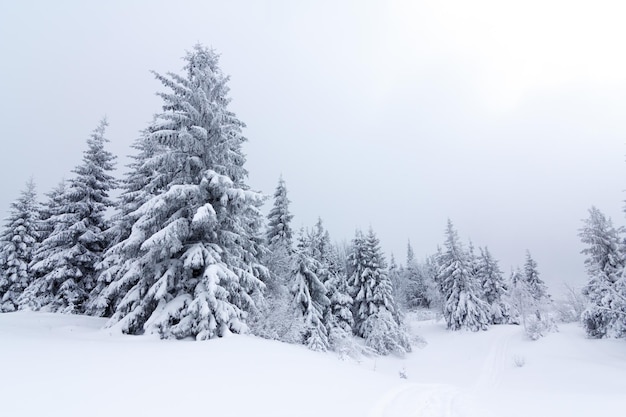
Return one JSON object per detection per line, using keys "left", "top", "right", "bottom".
{"left": 291, "top": 231, "right": 330, "bottom": 351}
{"left": 93, "top": 45, "right": 266, "bottom": 340}
{"left": 325, "top": 260, "right": 354, "bottom": 348}
{"left": 349, "top": 229, "right": 410, "bottom": 354}
{"left": 21, "top": 119, "right": 116, "bottom": 313}
{"left": 37, "top": 180, "right": 66, "bottom": 245}
{"left": 0, "top": 180, "right": 40, "bottom": 312}
{"left": 248, "top": 176, "right": 296, "bottom": 341}
{"left": 266, "top": 176, "right": 294, "bottom": 250}
{"left": 388, "top": 254, "right": 407, "bottom": 312}
{"left": 87, "top": 132, "right": 165, "bottom": 316}
{"left": 405, "top": 241, "right": 430, "bottom": 309}
{"left": 437, "top": 220, "right": 490, "bottom": 331}
{"left": 507, "top": 267, "right": 526, "bottom": 325}
{"left": 476, "top": 247, "right": 511, "bottom": 324}
{"left": 523, "top": 251, "right": 550, "bottom": 306}
{"left": 307, "top": 220, "right": 354, "bottom": 349}
{"left": 510, "top": 253, "right": 554, "bottom": 340}
{"left": 578, "top": 207, "right": 626, "bottom": 338}
{"left": 263, "top": 176, "right": 294, "bottom": 295}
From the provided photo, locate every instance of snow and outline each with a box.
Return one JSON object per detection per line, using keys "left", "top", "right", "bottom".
{"left": 1, "top": 311, "right": 625, "bottom": 416}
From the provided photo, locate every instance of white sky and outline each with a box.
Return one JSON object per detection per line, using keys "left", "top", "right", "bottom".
{"left": 2, "top": 0, "right": 626, "bottom": 293}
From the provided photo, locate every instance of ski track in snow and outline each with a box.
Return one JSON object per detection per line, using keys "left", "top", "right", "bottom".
{"left": 472, "top": 330, "right": 512, "bottom": 393}
{"left": 369, "top": 330, "right": 514, "bottom": 417}
{"left": 368, "top": 383, "right": 463, "bottom": 417}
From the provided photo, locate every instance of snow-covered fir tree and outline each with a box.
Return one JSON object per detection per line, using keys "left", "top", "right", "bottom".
{"left": 422, "top": 253, "right": 443, "bottom": 310}
{"left": 466, "top": 241, "right": 481, "bottom": 280}
{"left": 325, "top": 257, "right": 354, "bottom": 349}
{"left": 37, "top": 180, "right": 66, "bottom": 245}
{"left": 476, "top": 246, "right": 511, "bottom": 324}
{"left": 263, "top": 176, "right": 295, "bottom": 293}
{"left": 437, "top": 220, "right": 490, "bottom": 331}
{"left": 388, "top": 254, "right": 407, "bottom": 312}
{"left": 307, "top": 219, "right": 354, "bottom": 349}
{"left": 349, "top": 229, "right": 410, "bottom": 354}
{"left": 578, "top": 206, "right": 626, "bottom": 338}
{"left": 0, "top": 180, "right": 39, "bottom": 312}
{"left": 291, "top": 230, "right": 330, "bottom": 351}
{"left": 523, "top": 251, "right": 551, "bottom": 311}
{"left": 405, "top": 241, "right": 431, "bottom": 309}
{"left": 507, "top": 267, "right": 525, "bottom": 325}
{"left": 509, "top": 252, "right": 554, "bottom": 340}
{"left": 266, "top": 175, "right": 293, "bottom": 250}
{"left": 87, "top": 131, "right": 165, "bottom": 316}
{"left": 92, "top": 45, "right": 267, "bottom": 340}
{"left": 21, "top": 119, "right": 116, "bottom": 313}
{"left": 248, "top": 176, "right": 298, "bottom": 342}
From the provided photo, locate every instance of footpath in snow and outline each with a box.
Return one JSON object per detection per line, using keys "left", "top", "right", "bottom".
{"left": 1, "top": 311, "right": 625, "bottom": 417}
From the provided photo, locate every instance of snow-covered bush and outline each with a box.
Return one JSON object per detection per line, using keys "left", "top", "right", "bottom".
{"left": 524, "top": 313, "right": 557, "bottom": 341}
{"left": 553, "top": 284, "right": 585, "bottom": 323}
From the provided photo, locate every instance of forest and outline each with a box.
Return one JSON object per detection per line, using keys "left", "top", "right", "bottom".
{"left": 0, "top": 44, "right": 623, "bottom": 356}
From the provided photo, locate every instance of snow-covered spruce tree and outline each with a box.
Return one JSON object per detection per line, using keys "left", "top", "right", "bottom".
{"left": 0, "top": 180, "right": 39, "bottom": 312}
{"left": 325, "top": 257, "right": 354, "bottom": 349}
{"left": 266, "top": 175, "right": 294, "bottom": 250}
{"left": 37, "top": 180, "right": 66, "bottom": 245}
{"left": 291, "top": 230, "right": 330, "bottom": 351}
{"left": 523, "top": 251, "right": 551, "bottom": 311}
{"left": 94, "top": 45, "right": 267, "bottom": 340}
{"left": 422, "top": 253, "right": 443, "bottom": 311}
{"left": 307, "top": 219, "right": 355, "bottom": 349}
{"left": 507, "top": 267, "right": 525, "bottom": 325}
{"left": 248, "top": 176, "right": 297, "bottom": 342}
{"left": 437, "top": 220, "right": 490, "bottom": 331}
{"left": 388, "top": 254, "right": 407, "bottom": 312}
{"left": 87, "top": 132, "right": 165, "bottom": 316}
{"left": 405, "top": 241, "right": 429, "bottom": 309}
{"left": 578, "top": 207, "right": 626, "bottom": 338}
{"left": 511, "top": 252, "right": 554, "bottom": 340}
{"left": 349, "top": 229, "right": 410, "bottom": 354}
{"left": 21, "top": 119, "right": 116, "bottom": 313}
{"left": 476, "top": 247, "right": 511, "bottom": 324}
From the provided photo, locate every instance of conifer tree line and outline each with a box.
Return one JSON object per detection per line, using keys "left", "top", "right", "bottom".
{"left": 392, "top": 219, "right": 554, "bottom": 338}
{"left": 13, "top": 43, "right": 621, "bottom": 352}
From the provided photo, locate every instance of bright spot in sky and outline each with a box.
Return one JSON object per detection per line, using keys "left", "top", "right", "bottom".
{"left": 383, "top": 0, "right": 626, "bottom": 111}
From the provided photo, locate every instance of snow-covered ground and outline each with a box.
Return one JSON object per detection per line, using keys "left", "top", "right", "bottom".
{"left": 1, "top": 311, "right": 624, "bottom": 417}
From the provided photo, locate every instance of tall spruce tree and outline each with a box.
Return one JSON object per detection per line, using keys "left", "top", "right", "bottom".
{"left": 405, "top": 241, "right": 431, "bottom": 309}
{"left": 291, "top": 230, "right": 330, "bottom": 351}
{"left": 349, "top": 229, "right": 410, "bottom": 354}
{"left": 437, "top": 220, "right": 490, "bottom": 331}
{"left": 476, "top": 246, "right": 511, "bottom": 324}
{"left": 21, "top": 119, "right": 116, "bottom": 313}
{"left": 37, "top": 180, "right": 66, "bottom": 245}
{"left": 93, "top": 45, "right": 267, "bottom": 340}
{"left": 263, "top": 176, "right": 294, "bottom": 294}
{"left": 266, "top": 176, "right": 293, "bottom": 250}
{"left": 306, "top": 219, "right": 354, "bottom": 348}
{"left": 578, "top": 207, "right": 626, "bottom": 338}
{"left": 510, "top": 252, "right": 554, "bottom": 339}
{"left": 523, "top": 251, "right": 550, "bottom": 313}
{"left": 87, "top": 132, "right": 165, "bottom": 316}
{"left": 0, "top": 180, "right": 40, "bottom": 312}
{"left": 248, "top": 176, "right": 296, "bottom": 341}
{"left": 388, "top": 254, "right": 406, "bottom": 312}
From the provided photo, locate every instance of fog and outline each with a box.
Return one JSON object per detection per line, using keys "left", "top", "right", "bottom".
{"left": 2, "top": 0, "right": 625, "bottom": 293}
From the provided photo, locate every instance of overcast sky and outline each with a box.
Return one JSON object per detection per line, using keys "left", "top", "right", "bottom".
{"left": 2, "top": 0, "right": 626, "bottom": 293}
